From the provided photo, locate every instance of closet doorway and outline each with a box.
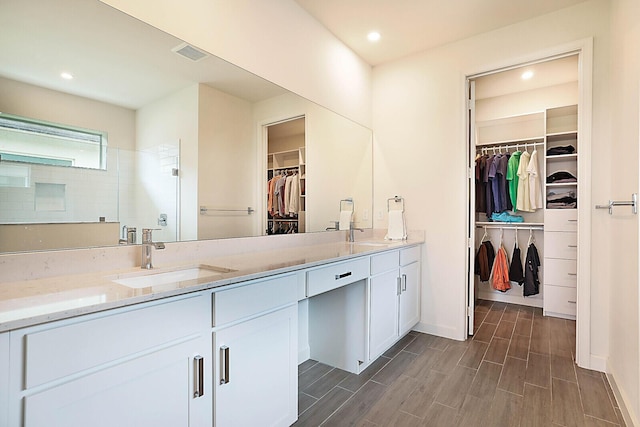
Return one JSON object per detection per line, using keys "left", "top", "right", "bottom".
{"left": 465, "top": 42, "right": 593, "bottom": 368}
{"left": 265, "top": 116, "right": 306, "bottom": 236}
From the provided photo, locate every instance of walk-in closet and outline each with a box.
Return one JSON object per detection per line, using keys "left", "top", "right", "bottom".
{"left": 468, "top": 54, "right": 580, "bottom": 335}
{"left": 266, "top": 117, "right": 306, "bottom": 235}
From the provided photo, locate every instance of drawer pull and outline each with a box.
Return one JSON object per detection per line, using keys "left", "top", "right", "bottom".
{"left": 194, "top": 355, "right": 204, "bottom": 398}
{"left": 567, "top": 219, "right": 578, "bottom": 222}
{"left": 402, "top": 274, "right": 407, "bottom": 292}
{"left": 220, "top": 345, "right": 230, "bottom": 385}
{"left": 567, "top": 245, "right": 578, "bottom": 248}
{"left": 568, "top": 300, "right": 577, "bottom": 304}
{"left": 335, "top": 272, "right": 352, "bottom": 280}
{"left": 567, "top": 273, "right": 577, "bottom": 276}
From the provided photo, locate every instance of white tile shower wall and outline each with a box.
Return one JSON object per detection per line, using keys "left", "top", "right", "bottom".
{"left": 0, "top": 149, "right": 120, "bottom": 223}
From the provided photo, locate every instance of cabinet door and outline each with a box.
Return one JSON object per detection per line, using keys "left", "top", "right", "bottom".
{"left": 214, "top": 305, "right": 297, "bottom": 427}
{"left": 369, "top": 269, "right": 400, "bottom": 360}
{"left": 24, "top": 337, "right": 209, "bottom": 427}
{"left": 399, "top": 261, "right": 420, "bottom": 336}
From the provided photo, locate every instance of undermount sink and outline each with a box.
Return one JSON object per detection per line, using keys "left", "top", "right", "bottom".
{"left": 110, "top": 265, "right": 235, "bottom": 289}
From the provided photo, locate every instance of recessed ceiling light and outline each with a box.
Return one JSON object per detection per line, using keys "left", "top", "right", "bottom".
{"left": 367, "top": 31, "right": 381, "bottom": 42}
{"left": 60, "top": 72, "right": 74, "bottom": 80}
{"left": 521, "top": 70, "right": 534, "bottom": 80}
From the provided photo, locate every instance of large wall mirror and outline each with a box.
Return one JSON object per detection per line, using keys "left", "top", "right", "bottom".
{"left": 0, "top": 0, "right": 373, "bottom": 253}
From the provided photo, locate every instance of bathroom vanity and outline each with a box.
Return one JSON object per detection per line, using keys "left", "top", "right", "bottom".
{"left": 0, "top": 235, "right": 422, "bottom": 426}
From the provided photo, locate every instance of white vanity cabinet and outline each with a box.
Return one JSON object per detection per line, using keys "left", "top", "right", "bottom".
{"left": 212, "top": 273, "right": 298, "bottom": 427}
{"left": 6, "top": 293, "right": 212, "bottom": 427}
{"left": 0, "top": 332, "right": 9, "bottom": 427}
{"left": 368, "top": 246, "right": 421, "bottom": 361}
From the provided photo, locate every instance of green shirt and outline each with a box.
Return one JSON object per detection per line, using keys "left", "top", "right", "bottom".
{"left": 506, "top": 151, "right": 521, "bottom": 211}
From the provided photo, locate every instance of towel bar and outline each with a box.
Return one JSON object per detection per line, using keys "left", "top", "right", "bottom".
{"left": 595, "top": 193, "right": 637, "bottom": 215}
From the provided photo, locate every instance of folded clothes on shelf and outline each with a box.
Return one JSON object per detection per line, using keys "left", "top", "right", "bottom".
{"left": 546, "top": 170, "right": 577, "bottom": 183}
{"left": 546, "top": 190, "right": 577, "bottom": 209}
{"left": 547, "top": 145, "right": 576, "bottom": 156}
{"left": 490, "top": 211, "right": 525, "bottom": 223}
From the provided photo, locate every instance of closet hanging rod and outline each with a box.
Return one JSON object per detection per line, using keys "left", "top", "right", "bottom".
{"left": 475, "top": 223, "right": 543, "bottom": 230}
{"left": 476, "top": 139, "right": 544, "bottom": 148}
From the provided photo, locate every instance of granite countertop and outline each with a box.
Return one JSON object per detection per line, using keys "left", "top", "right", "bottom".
{"left": 0, "top": 237, "right": 423, "bottom": 332}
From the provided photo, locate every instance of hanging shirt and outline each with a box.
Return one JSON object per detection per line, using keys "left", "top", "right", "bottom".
{"left": 516, "top": 151, "right": 532, "bottom": 212}
{"left": 474, "top": 240, "right": 495, "bottom": 282}
{"left": 509, "top": 243, "right": 524, "bottom": 285}
{"left": 289, "top": 174, "right": 299, "bottom": 214}
{"left": 524, "top": 243, "right": 541, "bottom": 296}
{"left": 483, "top": 155, "right": 496, "bottom": 218}
{"left": 491, "top": 245, "right": 511, "bottom": 292}
{"left": 284, "top": 174, "right": 294, "bottom": 214}
{"left": 475, "top": 155, "right": 487, "bottom": 214}
{"left": 527, "top": 150, "right": 543, "bottom": 210}
{"left": 506, "top": 151, "right": 521, "bottom": 211}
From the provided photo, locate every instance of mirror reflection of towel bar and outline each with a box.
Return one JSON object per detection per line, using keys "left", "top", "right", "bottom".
{"left": 595, "top": 193, "right": 637, "bottom": 215}
{"left": 200, "top": 206, "right": 255, "bottom": 215}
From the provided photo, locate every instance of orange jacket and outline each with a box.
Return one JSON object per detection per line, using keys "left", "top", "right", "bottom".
{"left": 492, "top": 246, "right": 511, "bottom": 292}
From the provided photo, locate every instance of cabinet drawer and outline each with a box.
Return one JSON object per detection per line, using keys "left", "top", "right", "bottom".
{"left": 544, "top": 258, "right": 577, "bottom": 288}
{"left": 544, "top": 231, "right": 577, "bottom": 259}
{"left": 371, "top": 251, "right": 399, "bottom": 275}
{"left": 24, "top": 294, "right": 207, "bottom": 389}
{"left": 213, "top": 274, "right": 296, "bottom": 326}
{"left": 544, "top": 285, "right": 577, "bottom": 317}
{"left": 306, "top": 257, "right": 369, "bottom": 297}
{"left": 400, "top": 246, "right": 421, "bottom": 266}
{"left": 545, "top": 210, "right": 577, "bottom": 232}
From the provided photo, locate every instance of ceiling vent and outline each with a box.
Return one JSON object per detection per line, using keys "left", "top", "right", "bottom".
{"left": 171, "top": 42, "right": 209, "bottom": 62}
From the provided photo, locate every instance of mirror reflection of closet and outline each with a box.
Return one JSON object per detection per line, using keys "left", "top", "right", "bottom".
{"left": 469, "top": 54, "right": 579, "bottom": 341}
{"left": 266, "top": 117, "right": 306, "bottom": 235}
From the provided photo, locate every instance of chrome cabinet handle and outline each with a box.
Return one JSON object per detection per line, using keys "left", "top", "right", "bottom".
{"left": 568, "top": 300, "right": 577, "bottom": 304}
{"left": 402, "top": 274, "right": 407, "bottom": 292}
{"left": 396, "top": 277, "right": 402, "bottom": 296}
{"left": 335, "top": 272, "right": 352, "bottom": 280}
{"left": 220, "top": 345, "right": 230, "bottom": 385}
{"left": 567, "top": 245, "right": 578, "bottom": 248}
{"left": 194, "top": 355, "right": 204, "bottom": 398}
{"left": 567, "top": 273, "right": 577, "bottom": 276}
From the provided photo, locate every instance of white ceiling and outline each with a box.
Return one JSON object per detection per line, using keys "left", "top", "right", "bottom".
{"left": 294, "top": 0, "right": 589, "bottom": 66}
{"left": 0, "top": 0, "right": 286, "bottom": 110}
{"left": 474, "top": 55, "right": 579, "bottom": 100}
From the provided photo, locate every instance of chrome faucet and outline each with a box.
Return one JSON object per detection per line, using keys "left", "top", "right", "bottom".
{"left": 141, "top": 228, "right": 165, "bottom": 269}
{"left": 348, "top": 222, "right": 364, "bottom": 242}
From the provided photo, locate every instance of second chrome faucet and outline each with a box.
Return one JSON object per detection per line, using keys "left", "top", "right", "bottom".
{"left": 141, "top": 228, "right": 165, "bottom": 269}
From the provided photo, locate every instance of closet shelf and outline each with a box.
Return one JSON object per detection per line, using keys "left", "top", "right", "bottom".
{"left": 546, "top": 153, "right": 578, "bottom": 161}
{"left": 546, "top": 130, "right": 577, "bottom": 138}
{"left": 546, "top": 182, "right": 577, "bottom": 187}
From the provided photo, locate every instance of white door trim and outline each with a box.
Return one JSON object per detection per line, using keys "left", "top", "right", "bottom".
{"left": 463, "top": 37, "right": 594, "bottom": 369}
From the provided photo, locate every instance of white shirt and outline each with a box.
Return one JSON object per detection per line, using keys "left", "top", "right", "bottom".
{"left": 516, "top": 151, "right": 532, "bottom": 212}
{"left": 527, "top": 150, "right": 543, "bottom": 210}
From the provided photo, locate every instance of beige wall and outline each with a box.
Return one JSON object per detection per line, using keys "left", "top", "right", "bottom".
{"left": 197, "top": 84, "right": 257, "bottom": 239}
{"left": 99, "top": 0, "right": 372, "bottom": 128}
{"left": 609, "top": 0, "right": 640, "bottom": 423}
{"left": 0, "top": 76, "right": 135, "bottom": 150}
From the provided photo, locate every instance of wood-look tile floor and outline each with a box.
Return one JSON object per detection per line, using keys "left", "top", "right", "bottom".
{"left": 295, "top": 300, "right": 626, "bottom": 427}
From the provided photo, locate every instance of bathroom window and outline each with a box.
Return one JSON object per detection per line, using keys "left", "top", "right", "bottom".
{"left": 0, "top": 113, "right": 107, "bottom": 170}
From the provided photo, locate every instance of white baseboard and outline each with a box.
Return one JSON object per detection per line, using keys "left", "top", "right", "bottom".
{"left": 477, "top": 290, "right": 543, "bottom": 308}
{"left": 298, "top": 346, "right": 310, "bottom": 364}
{"left": 586, "top": 354, "right": 607, "bottom": 373}
{"left": 607, "top": 364, "right": 639, "bottom": 427}
{"left": 412, "top": 321, "right": 464, "bottom": 341}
